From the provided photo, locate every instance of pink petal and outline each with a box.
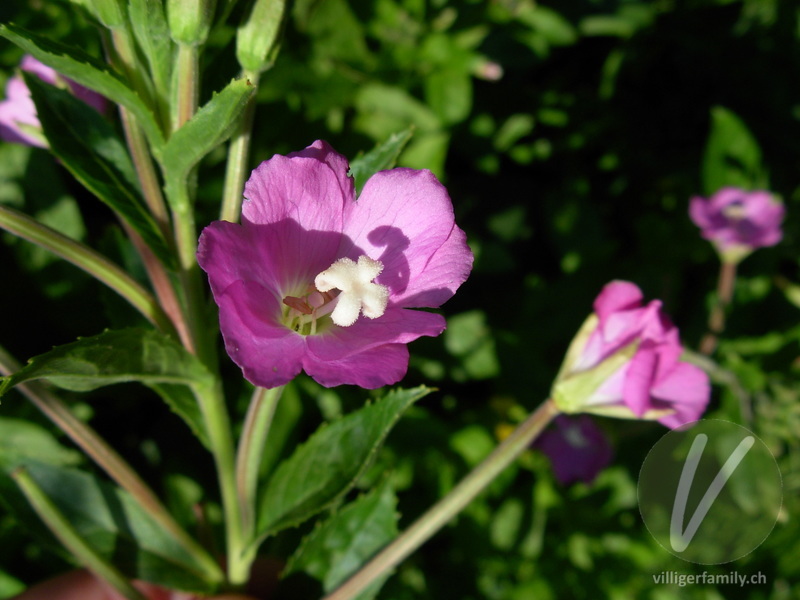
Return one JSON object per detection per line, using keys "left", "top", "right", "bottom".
{"left": 622, "top": 345, "right": 658, "bottom": 416}
{"left": 216, "top": 280, "right": 306, "bottom": 388}
{"left": 199, "top": 218, "right": 344, "bottom": 298}
{"left": 593, "top": 281, "right": 643, "bottom": 321}
{"left": 688, "top": 195, "right": 713, "bottom": 229}
{"left": 242, "top": 140, "right": 353, "bottom": 234}
{"left": 20, "top": 55, "right": 58, "bottom": 85}
{"left": 651, "top": 362, "right": 710, "bottom": 428}
{"left": 340, "top": 168, "right": 471, "bottom": 307}
{"left": 307, "top": 307, "right": 446, "bottom": 361}
{"left": 303, "top": 343, "right": 410, "bottom": 388}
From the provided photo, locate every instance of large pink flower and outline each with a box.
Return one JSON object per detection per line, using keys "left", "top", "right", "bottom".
{"left": 0, "top": 55, "right": 106, "bottom": 148}
{"left": 553, "top": 281, "right": 710, "bottom": 429}
{"left": 689, "top": 187, "right": 784, "bottom": 261}
{"left": 198, "top": 140, "right": 473, "bottom": 389}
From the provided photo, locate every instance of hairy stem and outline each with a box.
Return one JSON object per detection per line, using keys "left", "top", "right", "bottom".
{"left": 323, "top": 398, "right": 560, "bottom": 600}
{"left": 0, "top": 347, "right": 224, "bottom": 585}
{"left": 0, "top": 205, "right": 173, "bottom": 333}
{"left": 220, "top": 70, "right": 260, "bottom": 222}
{"left": 195, "top": 381, "right": 247, "bottom": 585}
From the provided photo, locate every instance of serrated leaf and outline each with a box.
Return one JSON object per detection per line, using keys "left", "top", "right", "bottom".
{"left": 0, "top": 329, "right": 210, "bottom": 445}
{"left": 24, "top": 74, "right": 174, "bottom": 269}
{"left": 149, "top": 383, "right": 210, "bottom": 449}
{"left": 0, "top": 417, "right": 81, "bottom": 467}
{"left": 702, "top": 106, "right": 767, "bottom": 195}
{"left": 348, "top": 129, "right": 413, "bottom": 196}
{"left": 162, "top": 78, "right": 255, "bottom": 207}
{"left": 285, "top": 479, "right": 398, "bottom": 599}
{"left": 0, "top": 460, "right": 214, "bottom": 592}
{"left": 0, "top": 23, "right": 164, "bottom": 151}
{"left": 255, "top": 386, "right": 431, "bottom": 541}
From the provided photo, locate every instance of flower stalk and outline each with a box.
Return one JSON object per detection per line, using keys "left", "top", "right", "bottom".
{"left": 699, "top": 260, "right": 737, "bottom": 355}
{"left": 235, "top": 385, "right": 283, "bottom": 534}
{"left": 323, "top": 398, "right": 560, "bottom": 600}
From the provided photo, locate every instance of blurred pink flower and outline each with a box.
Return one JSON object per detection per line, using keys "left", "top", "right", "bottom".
{"left": 535, "top": 415, "right": 612, "bottom": 485}
{"left": 552, "top": 281, "right": 710, "bottom": 429}
{"left": 0, "top": 55, "right": 106, "bottom": 148}
{"left": 689, "top": 187, "right": 784, "bottom": 262}
{"left": 198, "top": 140, "right": 473, "bottom": 389}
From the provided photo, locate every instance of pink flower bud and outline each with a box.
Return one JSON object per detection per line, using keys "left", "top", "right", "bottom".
{"left": 552, "top": 281, "right": 710, "bottom": 429}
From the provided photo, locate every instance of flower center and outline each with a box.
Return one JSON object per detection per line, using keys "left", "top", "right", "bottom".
{"left": 281, "top": 255, "right": 389, "bottom": 335}
{"left": 722, "top": 201, "right": 747, "bottom": 220}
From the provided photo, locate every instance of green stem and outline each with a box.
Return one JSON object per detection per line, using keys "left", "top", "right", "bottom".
{"left": 0, "top": 205, "right": 173, "bottom": 333}
{"left": 699, "top": 260, "right": 737, "bottom": 356}
{"left": 195, "top": 382, "right": 247, "bottom": 585}
{"left": 0, "top": 346, "right": 224, "bottom": 585}
{"left": 322, "top": 398, "right": 560, "bottom": 600}
{"left": 220, "top": 70, "right": 260, "bottom": 223}
{"left": 13, "top": 468, "right": 148, "bottom": 600}
{"left": 235, "top": 386, "right": 283, "bottom": 535}
{"left": 175, "top": 43, "right": 199, "bottom": 131}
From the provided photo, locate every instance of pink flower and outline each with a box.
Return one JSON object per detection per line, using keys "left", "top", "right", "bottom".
{"left": 0, "top": 55, "right": 106, "bottom": 148}
{"left": 552, "top": 281, "right": 710, "bottom": 429}
{"left": 689, "top": 187, "right": 785, "bottom": 262}
{"left": 198, "top": 140, "right": 473, "bottom": 389}
{"left": 535, "top": 415, "right": 612, "bottom": 485}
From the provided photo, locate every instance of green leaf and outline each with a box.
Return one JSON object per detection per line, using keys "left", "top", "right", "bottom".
{"left": 129, "top": 0, "right": 173, "bottom": 116}
{"left": 702, "top": 106, "right": 767, "bottom": 195}
{"left": 0, "top": 23, "right": 164, "bottom": 151}
{"left": 0, "top": 460, "right": 215, "bottom": 592}
{"left": 162, "top": 78, "right": 256, "bottom": 207}
{"left": 0, "top": 329, "right": 211, "bottom": 446}
{"left": 255, "top": 386, "right": 431, "bottom": 540}
{"left": 0, "top": 417, "right": 81, "bottom": 468}
{"left": 425, "top": 69, "right": 473, "bottom": 126}
{"left": 285, "top": 479, "right": 399, "bottom": 599}
{"left": 348, "top": 128, "right": 414, "bottom": 196}
{"left": 24, "top": 74, "right": 174, "bottom": 269}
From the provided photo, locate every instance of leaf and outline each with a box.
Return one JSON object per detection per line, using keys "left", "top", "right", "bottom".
{"left": 162, "top": 78, "right": 256, "bottom": 207}
{"left": 348, "top": 129, "right": 414, "bottom": 196}
{"left": 0, "top": 417, "right": 81, "bottom": 468}
{"left": 285, "top": 479, "right": 399, "bottom": 599}
{"left": 702, "top": 106, "right": 767, "bottom": 195}
{"left": 24, "top": 74, "right": 174, "bottom": 269}
{"left": 424, "top": 69, "right": 473, "bottom": 126}
{"left": 129, "top": 0, "right": 173, "bottom": 115}
{"left": 0, "top": 329, "right": 211, "bottom": 446}
{"left": 0, "top": 24, "right": 164, "bottom": 151}
{"left": 255, "top": 386, "right": 431, "bottom": 540}
{"left": 0, "top": 460, "right": 215, "bottom": 592}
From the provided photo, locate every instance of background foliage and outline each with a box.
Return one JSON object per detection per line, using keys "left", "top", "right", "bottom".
{"left": 0, "top": 0, "right": 798, "bottom": 598}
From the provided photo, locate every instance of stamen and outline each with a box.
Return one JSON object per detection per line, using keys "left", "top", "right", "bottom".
{"left": 314, "top": 255, "right": 390, "bottom": 327}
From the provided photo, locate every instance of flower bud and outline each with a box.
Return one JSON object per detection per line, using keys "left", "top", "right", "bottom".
{"left": 167, "top": 0, "right": 215, "bottom": 45}
{"left": 551, "top": 281, "right": 710, "bottom": 429}
{"left": 236, "top": 0, "right": 286, "bottom": 73}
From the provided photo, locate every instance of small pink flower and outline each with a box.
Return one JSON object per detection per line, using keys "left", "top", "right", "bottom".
{"left": 0, "top": 55, "right": 106, "bottom": 148}
{"left": 689, "top": 187, "right": 785, "bottom": 262}
{"left": 535, "top": 415, "right": 612, "bottom": 485}
{"left": 198, "top": 140, "right": 473, "bottom": 389}
{"left": 552, "top": 281, "right": 710, "bottom": 429}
